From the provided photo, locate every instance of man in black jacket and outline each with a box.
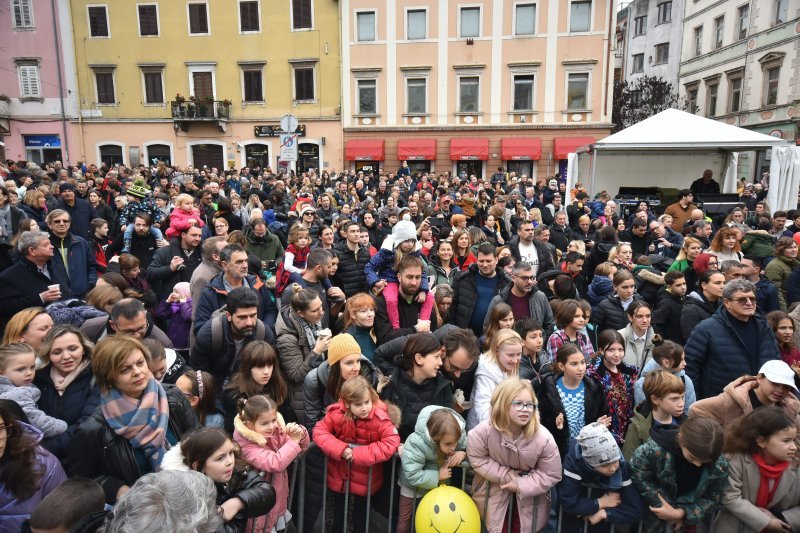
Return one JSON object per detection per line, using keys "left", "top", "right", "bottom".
{"left": 80, "top": 298, "right": 172, "bottom": 347}
{"left": 332, "top": 221, "right": 369, "bottom": 297}
{"left": 507, "top": 220, "right": 555, "bottom": 276}
{"left": 652, "top": 271, "right": 686, "bottom": 344}
{"left": 619, "top": 218, "right": 650, "bottom": 259}
{"left": 55, "top": 182, "right": 95, "bottom": 238}
{"left": 145, "top": 225, "right": 202, "bottom": 300}
{"left": 448, "top": 243, "right": 512, "bottom": 336}
{"left": 374, "top": 255, "right": 438, "bottom": 343}
{"left": 105, "top": 213, "right": 161, "bottom": 267}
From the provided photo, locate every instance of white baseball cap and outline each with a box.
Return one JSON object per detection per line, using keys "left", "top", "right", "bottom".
{"left": 759, "top": 360, "right": 800, "bottom": 392}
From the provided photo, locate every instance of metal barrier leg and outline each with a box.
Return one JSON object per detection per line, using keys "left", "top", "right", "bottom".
{"left": 388, "top": 456, "right": 397, "bottom": 531}
{"left": 343, "top": 461, "right": 351, "bottom": 531}
{"left": 321, "top": 458, "right": 328, "bottom": 532}
{"left": 365, "top": 465, "right": 373, "bottom": 533}
{"left": 583, "top": 486, "right": 592, "bottom": 533}
{"left": 531, "top": 494, "right": 538, "bottom": 533}
{"left": 287, "top": 459, "right": 299, "bottom": 511}
{"left": 297, "top": 453, "right": 307, "bottom": 533}
{"left": 506, "top": 494, "right": 513, "bottom": 533}
{"left": 410, "top": 488, "right": 418, "bottom": 533}
{"left": 481, "top": 481, "right": 491, "bottom": 533}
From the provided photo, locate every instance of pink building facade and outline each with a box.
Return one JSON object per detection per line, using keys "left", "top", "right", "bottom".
{"left": 0, "top": 0, "right": 79, "bottom": 165}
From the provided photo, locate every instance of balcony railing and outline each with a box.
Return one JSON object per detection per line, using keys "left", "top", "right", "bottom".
{"left": 170, "top": 100, "right": 230, "bottom": 120}
{"left": 0, "top": 101, "right": 9, "bottom": 118}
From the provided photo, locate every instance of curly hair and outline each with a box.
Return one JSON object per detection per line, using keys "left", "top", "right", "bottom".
{"left": 0, "top": 402, "right": 43, "bottom": 500}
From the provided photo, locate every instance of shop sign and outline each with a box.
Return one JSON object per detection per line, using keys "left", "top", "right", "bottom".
{"left": 254, "top": 125, "right": 306, "bottom": 137}
{"left": 24, "top": 135, "right": 61, "bottom": 148}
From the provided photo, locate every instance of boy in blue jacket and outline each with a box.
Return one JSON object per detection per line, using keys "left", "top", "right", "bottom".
{"left": 559, "top": 422, "right": 645, "bottom": 532}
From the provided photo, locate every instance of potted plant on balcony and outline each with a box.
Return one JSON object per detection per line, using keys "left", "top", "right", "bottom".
{"left": 0, "top": 95, "right": 10, "bottom": 102}
{"left": 217, "top": 99, "right": 232, "bottom": 118}
{"left": 173, "top": 93, "right": 186, "bottom": 118}
{"left": 188, "top": 95, "right": 199, "bottom": 117}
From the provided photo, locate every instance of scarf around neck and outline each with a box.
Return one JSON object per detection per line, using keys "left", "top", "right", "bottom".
{"left": 297, "top": 314, "right": 322, "bottom": 349}
{"left": 752, "top": 452, "right": 790, "bottom": 507}
{"left": 101, "top": 378, "right": 169, "bottom": 471}
{"left": 50, "top": 359, "right": 91, "bottom": 396}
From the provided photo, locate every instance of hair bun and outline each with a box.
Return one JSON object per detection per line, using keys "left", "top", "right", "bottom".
{"left": 651, "top": 334, "right": 664, "bottom": 346}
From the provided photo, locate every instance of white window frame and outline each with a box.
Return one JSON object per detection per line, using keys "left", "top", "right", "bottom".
{"left": 404, "top": 75, "right": 429, "bottom": 115}
{"left": 356, "top": 78, "right": 378, "bottom": 115}
{"left": 144, "top": 141, "right": 175, "bottom": 166}
{"left": 568, "top": 0, "right": 592, "bottom": 33}
{"left": 237, "top": 0, "right": 261, "bottom": 34}
{"left": 727, "top": 72, "right": 744, "bottom": 113}
{"left": 693, "top": 25, "right": 703, "bottom": 56}
{"left": 86, "top": 4, "right": 110, "bottom": 38}
{"left": 737, "top": 4, "right": 748, "bottom": 40}
{"left": 513, "top": 2, "right": 537, "bottom": 36}
{"left": 96, "top": 142, "right": 126, "bottom": 168}
{"left": 290, "top": 0, "right": 314, "bottom": 31}
{"left": 564, "top": 70, "right": 591, "bottom": 111}
{"left": 774, "top": 0, "right": 788, "bottom": 25}
{"left": 705, "top": 80, "right": 719, "bottom": 117}
{"left": 761, "top": 63, "right": 782, "bottom": 107}
{"left": 510, "top": 69, "right": 537, "bottom": 112}
{"left": 140, "top": 67, "right": 165, "bottom": 106}
{"left": 187, "top": 63, "right": 217, "bottom": 99}
{"left": 633, "top": 15, "right": 646, "bottom": 36}
{"left": 291, "top": 62, "right": 317, "bottom": 102}
{"left": 405, "top": 7, "right": 428, "bottom": 40}
{"left": 654, "top": 42, "right": 669, "bottom": 64}
{"left": 11, "top": 0, "right": 34, "bottom": 29}
{"left": 632, "top": 53, "right": 644, "bottom": 73}
{"left": 354, "top": 9, "right": 376, "bottom": 42}
{"left": 685, "top": 84, "right": 699, "bottom": 114}
{"left": 16, "top": 61, "right": 41, "bottom": 99}
{"left": 458, "top": 4, "right": 482, "bottom": 39}
{"left": 136, "top": 3, "right": 160, "bottom": 38}
{"left": 240, "top": 64, "right": 266, "bottom": 104}
{"left": 186, "top": 1, "right": 210, "bottom": 36}
{"left": 713, "top": 15, "right": 724, "bottom": 49}
{"left": 457, "top": 74, "right": 481, "bottom": 113}
{"left": 92, "top": 68, "right": 117, "bottom": 106}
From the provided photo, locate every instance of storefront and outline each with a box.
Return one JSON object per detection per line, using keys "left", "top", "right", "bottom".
{"left": 24, "top": 134, "right": 62, "bottom": 165}
{"left": 297, "top": 143, "right": 320, "bottom": 174}
{"left": 554, "top": 137, "right": 595, "bottom": 180}
{"left": 345, "top": 139, "right": 384, "bottom": 173}
{"left": 146, "top": 144, "right": 172, "bottom": 166}
{"left": 397, "top": 138, "right": 437, "bottom": 176}
{"left": 450, "top": 138, "right": 488, "bottom": 178}
{"left": 501, "top": 138, "right": 541, "bottom": 179}
{"left": 244, "top": 143, "right": 270, "bottom": 170}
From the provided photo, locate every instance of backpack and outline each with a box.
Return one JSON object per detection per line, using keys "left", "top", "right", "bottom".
{"left": 209, "top": 307, "right": 267, "bottom": 354}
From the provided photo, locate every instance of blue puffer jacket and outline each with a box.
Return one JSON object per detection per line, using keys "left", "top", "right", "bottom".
{"left": 633, "top": 359, "right": 695, "bottom": 414}
{"left": 49, "top": 233, "right": 98, "bottom": 298}
{"left": 587, "top": 276, "right": 613, "bottom": 313}
{"left": 685, "top": 307, "right": 780, "bottom": 400}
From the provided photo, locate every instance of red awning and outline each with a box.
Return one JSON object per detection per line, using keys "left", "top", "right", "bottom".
{"left": 397, "top": 138, "right": 437, "bottom": 161}
{"left": 553, "top": 137, "right": 595, "bottom": 159}
{"left": 345, "top": 139, "right": 385, "bottom": 161}
{"left": 501, "top": 138, "right": 542, "bottom": 161}
{"left": 450, "top": 138, "right": 489, "bottom": 161}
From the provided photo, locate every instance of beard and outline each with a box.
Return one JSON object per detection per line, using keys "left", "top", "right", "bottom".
{"left": 230, "top": 321, "right": 254, "bottom": 338}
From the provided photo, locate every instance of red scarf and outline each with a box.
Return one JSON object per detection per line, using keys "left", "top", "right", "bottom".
{"left": 752, "top": 453, "right": 790, "bottom": 507}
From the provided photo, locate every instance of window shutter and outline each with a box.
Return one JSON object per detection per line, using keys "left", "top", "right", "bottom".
{"left": 189, "top": 4, "right": 208, "bottom": 33}
{"left": 293, "top": 0, "right": 311, "bottom": 29}
{"left": 240, "top": 1, "right": 259, "bottom": 32}
{"left": 88, "top": 6, "right": 109, "bottom": 37}
{"left": 139, "top": 5, "right": 158, "bottom": 36}
{"left": 19, "top": 65, "right": 40, "bottom": 98}
{"left": 294, "top": 68, "right": 313, "bottom": 100}
{"left": 96, "top": 72, "right": 115, "bottom": 104}
{"left": 144, "top": 72, "right": 163, "bottom": 103}
{"left": 244, "top": 71, "right": 263, "bottom": 101}
{"left": 13, "top": 0, "right": 34, "bottom": 28}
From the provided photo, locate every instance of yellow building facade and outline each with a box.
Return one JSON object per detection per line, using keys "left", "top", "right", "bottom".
{"left": 69, "top": 0, "right": 342, "bottom": 171}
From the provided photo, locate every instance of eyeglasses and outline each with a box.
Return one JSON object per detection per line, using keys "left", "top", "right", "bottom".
{"left": 116, "top": 322, "right": 148, "bottom": 336}
{"left": 727, "top": 296, "right": 756, "bottom": 305}
{"left": 511, "top": 401, "right": 537, "bottom": 412}
{"left": 515, "top": 275, "right": 535, "bottom": 282}
{"left": 52, "top": 219, "right": 70, "bottom": 225}
{"left": 0, "top": 423, "right": 14, "bottom": 438}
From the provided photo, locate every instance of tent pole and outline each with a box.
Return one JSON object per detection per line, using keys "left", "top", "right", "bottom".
{"left": 589, "top": 147, "right": 597, "bottom": 196}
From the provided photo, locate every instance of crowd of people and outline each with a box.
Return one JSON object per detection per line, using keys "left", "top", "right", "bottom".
{"left": 1, "top": 157, "right": 800, "bottom": 533}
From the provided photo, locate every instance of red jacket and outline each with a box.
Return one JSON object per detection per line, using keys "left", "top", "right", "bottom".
{"left": 313, "top": 401, "right": 400, "bottom": 496}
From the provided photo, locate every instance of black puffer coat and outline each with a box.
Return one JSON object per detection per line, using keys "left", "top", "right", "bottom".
{"left": 536, "top": 373, "right": 610, "bottom": 459}
{"left": 592, "top": 294, "right": 643, "bottom": 333}
{"left": 680, "top": 291, "right": 720, "bottom": 343}
{"left": 379, "top": 367, "right": 453, "bottom": 441}
{"left": 447, "top": 264, "right": 511, "bottom": 329}
{"left": 66, "top": 384, "right": 200, "bottom": 503}
{"left": 332, "top": 241, "right": 370, "bottom": 297}
{"left": 652, "top": 287, "right": 684, "bottom": 344}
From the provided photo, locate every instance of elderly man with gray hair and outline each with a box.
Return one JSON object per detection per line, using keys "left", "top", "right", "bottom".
{"left": 103, "top": 471, "right": 223, "bottom": 533}
{"left": 685, "top": 278, "right": 780, "bottom": 400}
{"left": 0, "top": 230, "right": 69, "bottom": 327}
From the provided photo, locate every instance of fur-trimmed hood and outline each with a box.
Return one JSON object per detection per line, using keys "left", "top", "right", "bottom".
{"left": 160, "top": 444, "right": 190, "bottom": 472}
{"left": 634, "top": 266, "right": 665, "bottom": 285}
{"left": 233, "top": 414, "right": 269, "bottom": 446}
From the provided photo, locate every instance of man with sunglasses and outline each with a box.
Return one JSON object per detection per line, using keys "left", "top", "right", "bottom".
{"left": 685, "top": 278, "right": 780, "bottom": 400}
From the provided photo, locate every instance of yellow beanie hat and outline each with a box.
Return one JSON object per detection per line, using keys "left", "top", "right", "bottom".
{"left": 327, "top": 333, "right": 361, "bottom": 366}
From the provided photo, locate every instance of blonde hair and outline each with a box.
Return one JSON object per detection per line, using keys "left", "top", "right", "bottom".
{"left": 529, "top": 208, "right": 542, "bottom": 224}
{"left": 490, "top": 378, "right": 539, "bottom": 439}
{"left": 0, "top": 343, "right": 35, "bottom": 372}
{"left": 288, "top": 224, "right": 309, "bottom": 245}
{"left": 3, "top": 308, "right": 48, "bottom": 345}
{"left": 608, "top": 243, "right": 631, "bottom": 263}
{"left": 485, "top": 329, "right": 522, "bottom": 376}
{"left": 675, "top": 236, "right": 702, "bottom": 262}
{"left": 568, "top": 240, "right": 586, "bottom": 255}
{"left": 594, "top": 261, "right": 617, "bottom": 277}
{"left": 340, "top": 375, "right": 378, "bottom": 416}
{"left": 175, "top": 193, "right": 195, "bottom": 208}
{"left": 38, "top": 325, "right": 94, "bottom": 366}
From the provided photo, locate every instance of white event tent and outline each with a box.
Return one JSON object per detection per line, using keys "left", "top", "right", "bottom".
{"left": 569, "top": 109, "right": 800, "bottom": 211}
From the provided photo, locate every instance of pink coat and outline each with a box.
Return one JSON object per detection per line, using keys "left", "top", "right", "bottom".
{"left": 233, "top": 416, "right": 309, "bottom": 533}
{"left": 166, "top": 206, "right": 204, "bottom": 238}
{"left": 467, "top": 420, "right": 562, "bottom": 533}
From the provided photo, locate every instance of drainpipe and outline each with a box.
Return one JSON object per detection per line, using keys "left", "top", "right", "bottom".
{"left": 50, "top": 0, "right": 70, "bottom": 164}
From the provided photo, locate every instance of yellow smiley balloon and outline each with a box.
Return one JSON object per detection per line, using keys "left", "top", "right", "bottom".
{"left": 414, "top": 485, "right": 481, "bottom": 533}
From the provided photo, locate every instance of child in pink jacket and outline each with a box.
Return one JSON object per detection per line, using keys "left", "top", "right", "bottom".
{"left": 467, "top": 378, "right": 562, "bottom": 533}
{"left": 233, "top": 394, "right": 309, "bottom": 533}
{"left": 166, "top": 193, "right": 205, "bottom": 239}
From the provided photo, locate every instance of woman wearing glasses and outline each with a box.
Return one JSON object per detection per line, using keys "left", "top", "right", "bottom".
{"left": 0, "top": 401, "right": 67, "bottom": 531}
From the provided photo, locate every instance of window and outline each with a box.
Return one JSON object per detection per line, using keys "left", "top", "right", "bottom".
{"left": 686, "top": 86, "right": 698, "bottom": 114}
{"left": 12, "top": 0, "right": 34, "bottom": 29}
{"left": 737, "top": 5, "right": 748, "bottom": 40}
{"left": 706, "top": 83, "right": 718, "bottom": 116}
{"left": 764, "top": 66, "right": 780, "bottom": 106}
{"left": 570, "top": 1, "right": 591, "bottom": 32}
{"left": 728, "top": 75, "right": 743, "bottom": 113}
{"left": 567, "top": 72, "right": 589, "bottom": 110}
{"left": 143, "top": 71, "right": 163, "bottom": 104}
{"left": 94, "top": 70, "right": 116, "bottom": 104}
{"left": 188, "top": 3, "right": 209, "bottom": 34}
{"left": 356, "top": 11, "right": 375, "bottom": 41}
{"left": 99, "top": 145, "right": 124, "bottom": 167}
{"left": 407, "top": 9, "right": 426, "bottom": 40}
{"left": 357, "top": 79, "right": 377, "bottom": 114}
{"left": 774, "top": 0, "right": 788, "bottom": 25}
{"left": 458, "top": 76, "right": 479, "bottom": 112}
{"left": 655, "top": 42, "right": 669, "bottom": 64}
{"left": 714, "top": 16, "right": 724, "bottom": 49}
{"left": 17, "top": 62, "right": 40, "bottom": 99}
{"left": 694, "top": 26, "right": 703, "bottom": 56}
{"left": 192, "top": 71, "right": 214, "bottom": 99}
{"left": 239, "top": 1, "right": 259, "bottom": 32}
{"left": 88, "top": 5, "right": 109, "bottom": 37}
{"left": 633, "top": 16, "right": 646, "bottom": 36}
{"left": 632, "top": 53, "right": 644, "bottom": 73}
{"left": 460, "top": 7, "right": 480, "bottom": 38}
{"left": 293, "top": 65, "right": 315, "bottom": 101}
{"left": 406, "top": 78, "right": 427, "bottom": 113}
{"left": 243, "top": 70, "right": 263, "bottom": 102}
{"left": 515, "top": 3, "right": 536, "bottom": 35}
{"left": 138, "top": 4, "right": 158, "bottom": 36}
{"left": 513, "top": 74, "right": 534, "bottom": 111}
{"left": 656, "top": 1, "right": 671, "bottom": 23}
{"left": 292, "top": 0, "right": 312, "bottom": 30}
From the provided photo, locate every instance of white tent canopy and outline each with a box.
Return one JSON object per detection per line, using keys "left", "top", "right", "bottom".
{"left": 572, "top": 109, "right": 798, "bottom": 209}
